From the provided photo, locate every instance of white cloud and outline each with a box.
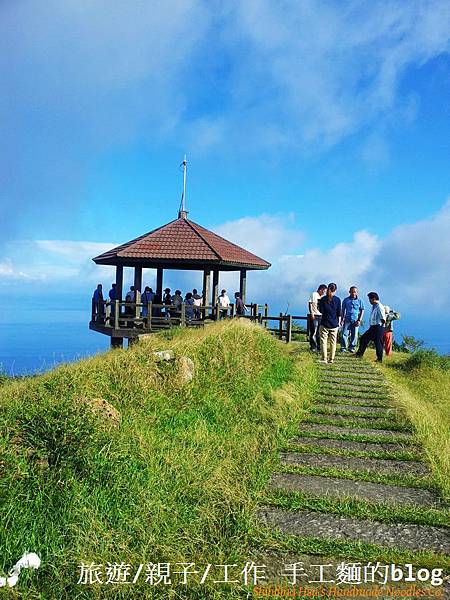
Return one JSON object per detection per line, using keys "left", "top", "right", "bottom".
{"left": 0, "top": 259, "right": 36, "bottom": 280}
{"left": 0, "top": 240, "right": 116, "bottom": 286}
{"left": 35, "top": 240, "right": 113, "bottom": 264}
{"left": 214, "top": 213, "right": 304, "bottom": 261}
{"left": 1, "top": 199, "right": 449, "bottom": 316}
{"left": 206, "top": 0, "right": 450, "bottom": 152}
{"left": 213, "top": 199, "right": 450, "bottom": 314}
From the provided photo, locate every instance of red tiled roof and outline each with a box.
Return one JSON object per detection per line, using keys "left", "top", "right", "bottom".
{"left": 93, "top": 217, "right": 270, "bottom": 269}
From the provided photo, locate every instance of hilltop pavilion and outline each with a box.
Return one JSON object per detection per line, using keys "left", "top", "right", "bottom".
{"left": 90, "top": 206, "right": 270, "bottom": 344}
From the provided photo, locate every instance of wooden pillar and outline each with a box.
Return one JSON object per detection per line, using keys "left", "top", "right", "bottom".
{"left": 279, "top": 312, "right": 283, "bottom": 340}
{"left": 111, "top": 337, "right": 123, "bottom": 349}
{"left": 286, "top": 315, "right": 292, "bottom": 343}
{"left": 202, "top": 270, "right": 210, "bottom": 319}
{"left": 156, "top": 268, "right": 163, "bottom": 299}
{"left": 133, "top": 266, "right": 142, "bottom": 318}
{"left": 239, "top": 269, "right": 247, "bottom": 304}
{"left": 212, "top": 270, "right": 219, "bottom": 306}
{"left": 113, "top": 266, "right": 124, "bottom": 348}
{"left": 134, "top": 267, "right": 142, "bottom": 292}
{"left": 115, "top": 265, "right": 123, "bottom": 302}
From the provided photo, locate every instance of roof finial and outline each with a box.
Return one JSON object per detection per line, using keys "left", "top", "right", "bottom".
{"left": 178, "top": 155, "right": 188, "bottom": 219}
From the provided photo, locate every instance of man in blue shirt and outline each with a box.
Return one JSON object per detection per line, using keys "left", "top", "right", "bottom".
{"left": 92, "top": 284, "right": 104, "bottom": 324}
{"left": 340, "top": 286, "right": 365, "bottom": 353}
{"left": 318, "top": 283, "right": 341, "bottom": 364}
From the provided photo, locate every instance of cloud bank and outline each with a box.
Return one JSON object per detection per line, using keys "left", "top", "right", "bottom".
{"left": 1, "top": 199, "right": 449, "bottom": 317}
{"left": 215, "top": 199, "right": 450, "bottom": 314}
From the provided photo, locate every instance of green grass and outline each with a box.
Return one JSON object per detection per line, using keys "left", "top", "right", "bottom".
{"left": 378, "top": 351, "right": 450, "bottom": 501}
{"left": 0, "top": 321, "right": 315, "bottom": 599}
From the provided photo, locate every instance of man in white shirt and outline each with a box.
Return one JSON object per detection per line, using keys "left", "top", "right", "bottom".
{"left": 354, "top": 292, "right": 386, "bottom": 362}
{"left": 308, "top": 284, "right": 327, "bottom": 351}
{"left": 218, "top": 289, "right": 231, "bottom": 319}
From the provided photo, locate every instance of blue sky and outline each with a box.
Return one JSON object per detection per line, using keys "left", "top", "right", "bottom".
{"left": 1, "top": 1, "right": 450, "bottom": 344}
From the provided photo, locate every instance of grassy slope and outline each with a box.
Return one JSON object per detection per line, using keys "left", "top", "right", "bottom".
{"left": 0, "top": 321, "right": 314, "bottom": 599}
{"left": 378, "top": 351, "right": 450, "bottom": 501}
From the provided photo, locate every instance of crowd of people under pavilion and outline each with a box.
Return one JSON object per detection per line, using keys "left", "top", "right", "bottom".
{"left": 92, "top": 281, "right": 248, "bottom": 325}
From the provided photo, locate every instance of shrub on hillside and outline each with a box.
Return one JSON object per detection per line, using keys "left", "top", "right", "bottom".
{"left": 392, "top": 335, "right": 424, "bottom": 353}
{"left": 401, "top": 349, "right": 450, "bottom": 372}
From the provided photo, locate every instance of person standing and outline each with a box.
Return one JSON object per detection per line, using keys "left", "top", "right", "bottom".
{"left": 108, "top": 283, "right": 117, "bottom": 323}
{"left": 234, "top": 292, "right": 246, "bottom": 316}
{"left": 171, "top": 290, "right": 183, "bottom": 319}
{"left": 308, "top": 284, "right": 327, "bottom": 351}
{"left": 218, "top": 289, "right": 230, "bottom": 319}
{"left": 354, "top": 292, "right": 386, "bottom": 362}
{"left": 163, "top": 288, "right": 172, "bottom": 319}
{"left": 340, "top": 286, "right": 365, "bottom": 353}
{"left": 192, "top": 288, "right": 202, "bottom": 319}
{"left": 318, "top": 283, "right": 341, "bottom": 364}
{"left": 125, "top": 285, "right": 136, "bottom": 327}
{"left": 184, "top": 292, "right": 195, "bottom": 322}
{"left": 383, "top": 305, "right": 401, "bottom": 356}
{"left": 92, "top": 284, "right": 104, "bottom": 323}
{"left": 141, "top": 286, "right": 155, "bottom": 318}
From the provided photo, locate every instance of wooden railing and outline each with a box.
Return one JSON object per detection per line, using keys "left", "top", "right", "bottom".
{"left": 90, "top": 299, "right": 308, "bottom": 343}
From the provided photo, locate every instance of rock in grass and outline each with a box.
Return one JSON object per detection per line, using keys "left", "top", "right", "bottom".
{"left": 82, "top": 398, "right": 121, "bottom": 429}
{"left": 154, "top": 350, "right": 175, "bottom": 361}
{"left": 154, "top": 350, "right": 195, "bottom": 383}
{"left": 178, "top": 356, "right": 195, "bottom": 383}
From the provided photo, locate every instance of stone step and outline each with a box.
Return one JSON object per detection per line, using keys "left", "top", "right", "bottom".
{"left": 268, "top": 473, "right": 440, "bottom": 507}
{"left": 318, "top": 367, "right": 384, "bottom": 377}
{"left": 289, "top": 436, "right": 421, "bottom": 455}
{"left": 305, "top": 414, "right": 406, "bottom": 428}
{"left": 319, "top": 380, "right": 389, "bottom": 391}
{"left": 319, "top": 364, "right": 378, "bottom": 371}
{"left": 257, "top": 508, "right": 450, "bottom": 553}
{"left": 305, "top": 413, "right": 404, "bottom": 426}
{"left": 316, "top": 396, "right": 391, "bottom": 407}
{"left": 318, "top": 388, "right": 389, "bottom": 398}
{"left": 319, "top": 364, "right": 380, "bottom": 372}
{"left": 280, "top": 451, "right": 429, "bottom": 476}
{"left": 321, "top": 380, "right": 385, "bottom": 389}
{"left": 299, "top": 423, "right": 414, "bottom": 440}
{"left": 321, "top": 376, "right": 385, "bottom": 385}
{"left": 318, "top": 391, "right": 391, "bottom": 402}
{"left": 312, "top": 403, "right": 398, "bottom": 415}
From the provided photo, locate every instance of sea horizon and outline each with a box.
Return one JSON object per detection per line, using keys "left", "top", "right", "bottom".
{"left": 0, "top": 294, "right": 448, "bottom": 376}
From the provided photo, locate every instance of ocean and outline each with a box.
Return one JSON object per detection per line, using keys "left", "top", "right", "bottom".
{"left": 0, "top": 295, "right": 448, "bottom": 375}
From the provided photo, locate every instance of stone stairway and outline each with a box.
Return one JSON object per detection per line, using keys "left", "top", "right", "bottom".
{"left": 257, "top": 355, "right": 450, "bottom": 556}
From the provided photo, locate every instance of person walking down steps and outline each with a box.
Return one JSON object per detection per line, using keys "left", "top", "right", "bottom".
{"left": 318, "top": 283, "right": 341, "bottom": 365}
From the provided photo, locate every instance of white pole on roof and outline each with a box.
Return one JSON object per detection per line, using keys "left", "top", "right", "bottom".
{"left": 181, "top": 154, "right": 187, "bottom": 213}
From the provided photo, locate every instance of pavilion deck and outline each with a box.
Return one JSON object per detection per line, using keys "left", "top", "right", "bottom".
{"left": 89, "top": 300, "right": 308, "bottom": 345}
